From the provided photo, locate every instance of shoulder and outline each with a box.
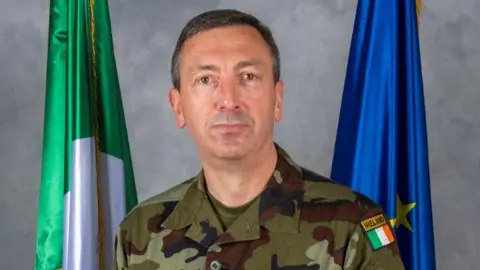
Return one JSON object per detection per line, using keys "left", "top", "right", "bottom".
{"left": 118, "top": 177, "right": 196, "bottom": 230}
{"left": 299, "top": 166, "right": 382, "bottom": 222}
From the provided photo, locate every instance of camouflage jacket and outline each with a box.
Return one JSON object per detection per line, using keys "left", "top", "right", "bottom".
{"left": 113, "top": 145, "right": 404, "bottom": 270}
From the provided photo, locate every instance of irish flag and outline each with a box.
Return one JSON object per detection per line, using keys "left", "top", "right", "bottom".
{"left": 34, "top": 0, "right": 138, "bottom": 269}
{"left": 360, "top": 214, "right": 396, "bottom": 251}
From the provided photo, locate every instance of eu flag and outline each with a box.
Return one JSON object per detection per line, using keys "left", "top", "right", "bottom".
{"left": 330, "top": 0, "right": 436, "bottom": 269}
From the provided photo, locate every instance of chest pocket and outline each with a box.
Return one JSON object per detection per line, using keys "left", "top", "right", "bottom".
{"left": 141, "top": 231, "right": 208, "bottom": 270}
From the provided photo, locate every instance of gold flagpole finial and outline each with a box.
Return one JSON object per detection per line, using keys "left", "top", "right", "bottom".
{"left": 416, "top": 0, "right": 423, "bottom": 25}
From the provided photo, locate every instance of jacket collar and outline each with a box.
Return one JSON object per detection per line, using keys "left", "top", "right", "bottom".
{"left": 162, "top": 142, "right": 305, "bottom": 245}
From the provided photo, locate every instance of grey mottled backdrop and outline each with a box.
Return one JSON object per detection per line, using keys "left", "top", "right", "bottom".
{"left": 1, "top": 0, "right": 479, "bottom": 269}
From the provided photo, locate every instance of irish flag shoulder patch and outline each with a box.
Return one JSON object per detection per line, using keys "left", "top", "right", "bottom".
{"left": 360, "top": 213, "right": 395, "bottom": 251}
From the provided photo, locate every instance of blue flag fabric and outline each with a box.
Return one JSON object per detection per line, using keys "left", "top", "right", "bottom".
{"left": 330, "top": 0, "right": 436, "bottom": 269}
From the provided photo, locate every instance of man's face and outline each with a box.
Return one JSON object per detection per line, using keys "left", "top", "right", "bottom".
{"left": 169, "top": 25, "right": 284, "bottom": 160}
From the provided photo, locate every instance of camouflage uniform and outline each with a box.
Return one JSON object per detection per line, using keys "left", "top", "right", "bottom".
{"left": 113, "top": 144, "right": 404, "bottom": 269}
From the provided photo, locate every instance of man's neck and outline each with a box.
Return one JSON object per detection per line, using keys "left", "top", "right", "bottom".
{"left": 201, "top": 142, "right": 278, "bottom": 208}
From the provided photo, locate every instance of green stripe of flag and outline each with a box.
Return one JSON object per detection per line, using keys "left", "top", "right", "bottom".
{"left": 366, "top": 230, "right": 383, "bottom": 250}
{"left": 34, "top": 0, "right": 68, "bottom": 268}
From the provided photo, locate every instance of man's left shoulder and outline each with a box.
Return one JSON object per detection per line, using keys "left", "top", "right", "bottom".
{"left": 295, "top": 167, "right": 404, "bottom": 269}
{"left": 300, "top": 166, "right": 381, "bottom": 215}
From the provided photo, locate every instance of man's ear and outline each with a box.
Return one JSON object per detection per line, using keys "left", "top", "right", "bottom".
{"left": 274, "top": 80, "right": 284, "bottom": 122}
{"left": 168, "top": 88, "right": 186, "bottom": 128}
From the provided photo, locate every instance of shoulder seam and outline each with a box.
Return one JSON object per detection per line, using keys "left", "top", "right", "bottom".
{"left": 125, "top": 177, "right": 196, "bottom": 215}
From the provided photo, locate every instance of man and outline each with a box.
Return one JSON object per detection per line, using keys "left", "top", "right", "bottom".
{"left": 113, "top": 9, "right": 404, "bottom": 270}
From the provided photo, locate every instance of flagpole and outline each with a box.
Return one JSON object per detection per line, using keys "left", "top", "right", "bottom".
{"left": 88, "top": 0, "right": 105, "bottom": 268}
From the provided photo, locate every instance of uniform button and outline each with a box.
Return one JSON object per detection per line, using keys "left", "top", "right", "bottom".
{"left": 210, "top": 260, "right": 221, "bottom": 270}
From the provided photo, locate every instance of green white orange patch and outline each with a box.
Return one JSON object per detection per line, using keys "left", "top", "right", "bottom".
{"left": 361, "top": 213, "right": 395, "bottom": 250}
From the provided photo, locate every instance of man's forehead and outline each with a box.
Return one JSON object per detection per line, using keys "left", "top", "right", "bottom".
{"left": 187, "top": 25, "right": 264, "bottom": 43}
{"left": 178, "top": 26, "right": 273, "bottom": 73}
{"left": 182, "top": 26, "right": 269, "bottom": 54}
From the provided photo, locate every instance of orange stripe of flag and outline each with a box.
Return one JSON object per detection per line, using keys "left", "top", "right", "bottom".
{"left": 382, "top": 224, "right": 395, "bottom": 242}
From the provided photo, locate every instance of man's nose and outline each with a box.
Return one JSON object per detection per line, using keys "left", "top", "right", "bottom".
{"left": 216, "top": 80, "right": 241, "bottom": 111}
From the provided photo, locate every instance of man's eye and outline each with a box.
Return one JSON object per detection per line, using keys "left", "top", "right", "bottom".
{"left": 243, "top": 73, "right": 257, "bottom": 80}
{"left": 197, "top": 76, "right": 211, "bottom": 84}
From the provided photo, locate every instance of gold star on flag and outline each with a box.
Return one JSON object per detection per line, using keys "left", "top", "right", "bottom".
{"left": 389, "top": 194, "right": 416, "bottom": 231}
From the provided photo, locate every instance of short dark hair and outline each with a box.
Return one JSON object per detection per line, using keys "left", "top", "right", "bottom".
{"left": 170, "top": 9, "right": 281, "bottom": 90}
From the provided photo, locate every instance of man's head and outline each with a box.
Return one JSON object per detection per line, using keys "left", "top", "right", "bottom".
{"left": 168, "top": 9, "right": 284, "bottom": 161}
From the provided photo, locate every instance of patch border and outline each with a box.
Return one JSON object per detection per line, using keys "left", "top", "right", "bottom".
{"left": 360, "top": 213, "right": 396, "bottom": 251}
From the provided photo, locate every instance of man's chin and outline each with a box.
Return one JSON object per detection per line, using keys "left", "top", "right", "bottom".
{"left": 213, "top": 146, "right": 246, "bottom": 160}
{"left": 210, "top": 141, "right": 250, "bottom": 160}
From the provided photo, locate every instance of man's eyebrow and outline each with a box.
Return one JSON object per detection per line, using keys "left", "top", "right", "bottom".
{"left": 235, "top": 59, "right": 265, "bottom": 69}
{"left": 189, "top": 64, "right": 220, "bottom": 74}
{"left": 189, "top": 59, "right": 266, "bottom": 74}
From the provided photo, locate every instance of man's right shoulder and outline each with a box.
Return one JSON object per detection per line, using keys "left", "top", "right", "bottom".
{"left": 118, "top": 177, "right": 196, "bottom": 230}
